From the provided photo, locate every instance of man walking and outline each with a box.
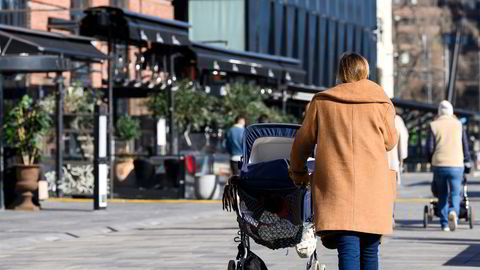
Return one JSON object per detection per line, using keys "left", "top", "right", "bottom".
{"left": 427, "top": 100, "right": 471, "bottom": 231}
{"left": 226, "top": 115, "right": 246, "bottom": 176}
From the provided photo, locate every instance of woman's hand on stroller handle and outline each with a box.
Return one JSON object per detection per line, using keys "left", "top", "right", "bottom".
{"left": 288, "top": 166, "right": 311, "bottom": 187}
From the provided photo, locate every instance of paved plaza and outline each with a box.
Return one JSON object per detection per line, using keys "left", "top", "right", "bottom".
{"left": 1, "top": 173, "right": 480, "bottom": 269}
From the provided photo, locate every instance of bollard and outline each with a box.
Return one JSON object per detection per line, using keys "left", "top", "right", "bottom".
{"left": 94, "top": 104, "right": 108, "bottom": 210}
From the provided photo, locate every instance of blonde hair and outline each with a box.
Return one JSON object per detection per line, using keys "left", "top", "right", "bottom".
{"left": 337, "top": 52, "right": 369, "bottom": 83}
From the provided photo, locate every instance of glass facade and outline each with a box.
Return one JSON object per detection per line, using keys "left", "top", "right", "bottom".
{"left": 246, "top": 0, "right": 377, "bottom": 88}
{"left": 0, "top": 0, "right": 26, "bottom": 27}
{"left": 110, "top": 0, "right": 128, "bottom": 9}
{"left": 188, "top": 0, "right": 245, "bottom": 51}
{"left": 185, "top": 0, "right": 377, "bottom": 88}
{"left": 71, "top": 0, "right": 90, "bottom": 21}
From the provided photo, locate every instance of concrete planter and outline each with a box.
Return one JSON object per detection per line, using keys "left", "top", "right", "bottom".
{"left": 8, "top": 165, "right": 40, "bottom": 211}
{"left": 195, "top": 175, "right": 220, "bottom": 200}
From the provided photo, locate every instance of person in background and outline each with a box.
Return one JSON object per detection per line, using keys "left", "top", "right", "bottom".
{"left": 290, "top": 52, "right": 397, "bottom": 270}
{"left": 388, "top": 114, "right": 409, "bottom": 185}
{"left": 257, "top": 114, "right": 269, "bottom": 123}
{"left": 225, "top": 115, "right": 246, "bottom": 176}
{"left": 427, "top": 100, "right": 471, "bottom": 232}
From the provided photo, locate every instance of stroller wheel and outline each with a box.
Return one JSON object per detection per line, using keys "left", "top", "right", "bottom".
{"left": 227, "top": 260, "right": 236, "bottom": 270}
{"left": 428, "top": 204, "right": 434, "bottom": 222}
{"left": 469, "top": 206, "right": 475, "bottom": 229}
{"left": 423, "top": 205, "right": 429, "bottom": 228}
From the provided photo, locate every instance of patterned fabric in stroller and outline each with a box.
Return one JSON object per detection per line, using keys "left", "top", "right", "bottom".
{"left": 223, "top": 124, "right": 306, "bottom": 250}
{"left": 237, "top": 158, "right": 306, "bottom": 249}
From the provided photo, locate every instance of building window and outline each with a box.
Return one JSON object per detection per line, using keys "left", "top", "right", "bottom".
{"left": 110, "top": 0, "right": 128, "bottom": 8}
{"left": 71, "top": 0, "right": 90, "bottom": 21}
{"left": 0, "top": 0, "right": 26, "bottom": 27}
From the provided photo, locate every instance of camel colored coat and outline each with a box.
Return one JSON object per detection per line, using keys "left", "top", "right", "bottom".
{"left": 291, "top": 79, "right": 397, "bottom": 235}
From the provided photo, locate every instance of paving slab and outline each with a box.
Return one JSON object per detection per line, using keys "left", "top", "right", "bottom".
{"left": 0, "top": 172, "right": 480, "bottom": 269}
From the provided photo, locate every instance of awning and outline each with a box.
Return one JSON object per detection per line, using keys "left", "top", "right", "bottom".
{"left": 0, "top": 24, "right": 106, "bottom": 62}
{"left": 191, "top": 43, "right": 305, "bottom": 83}
{"left": 80, "top": 6, "right": 190, "bottom": 46}
{"left": 0, "top": 55, "right": 70, "bottom": 73}
{"left": 278, "top": 58, "right": 306, "bottom": 83}
{"left": 286, "top": 83, "right": 325, "bottom": 101}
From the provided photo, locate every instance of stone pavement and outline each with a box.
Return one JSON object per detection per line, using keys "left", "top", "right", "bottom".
{"left": 0, "top": 173, "right": 480, "bottom": 269}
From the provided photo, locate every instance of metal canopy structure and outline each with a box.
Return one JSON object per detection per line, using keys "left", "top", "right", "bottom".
{"left": 0, "top": 55, "right": 70, "bottom": 73}
{"left": 393, "top": 98, "right": 479, "bottom": 119}
{"left": 80, "top": 6, "right": 190, "bottom": 46}
{"left": 191, "top": 42, "right": 305, "bottom": 83}
{"left": 79, "top": 6, "right": 192, "bottom": 195}
{"left": 0, "top": 25, "right": 105, "bottom": 62}
{"left": 0, "top": 25, "right": 107, "bottom": 209}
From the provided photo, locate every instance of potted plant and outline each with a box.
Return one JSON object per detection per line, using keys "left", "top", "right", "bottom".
{"left": 4, "top": 95, "right": 52, "bottom": 211}
{"left": 114, "top": 115, "right": 141, "bottom": 184}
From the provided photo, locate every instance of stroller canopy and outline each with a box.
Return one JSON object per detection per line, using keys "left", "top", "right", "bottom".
{"left": 242, "top": 123, "right": 300, "bottom": 168}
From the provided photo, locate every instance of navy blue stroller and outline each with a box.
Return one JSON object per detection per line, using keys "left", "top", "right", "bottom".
{"left": 223, "top": 124, "right": 325, "bottom": 270}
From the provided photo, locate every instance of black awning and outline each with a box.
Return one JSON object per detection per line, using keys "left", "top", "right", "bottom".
{"left": 279, "top": 58, "right": 306, "bottom": 83}
{"left": 191, "top": 43, "right": 305, "bottom": 82}
{"left": 0, "top": 25, "right": 106, "bottom": 62}
{"left": 80, "top": 6, "right": 190, "bottom": 46}
{"left": 0, "top": 55, "right": 70, "bottom": 73}
{"left": 287, "top": 83, "right": 325, "bottom": 94}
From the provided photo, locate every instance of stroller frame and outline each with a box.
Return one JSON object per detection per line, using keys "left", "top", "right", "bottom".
{"left": 423, "top": 173, "right": 474, "bottom": 229}
{"left": 223, "top": 124, "right": 325, "bottom": 270}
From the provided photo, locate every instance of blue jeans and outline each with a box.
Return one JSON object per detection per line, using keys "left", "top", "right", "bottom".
{"left": 336, "top": 232, "right": 381, "bottom": 270}
{"left": 433, "top": 166, "right": 464, "bottom": 227}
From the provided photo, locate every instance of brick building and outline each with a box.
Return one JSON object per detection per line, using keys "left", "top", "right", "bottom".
{"left": 0, "top": 0, "right": 173, "bottom": 108}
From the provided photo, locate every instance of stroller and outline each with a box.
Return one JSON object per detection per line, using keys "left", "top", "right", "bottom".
{"left": 423, "top": 167, "right": 474, "bottom": 229}
{"left": 223, "top": 124, "right": 325, "bottom": 270}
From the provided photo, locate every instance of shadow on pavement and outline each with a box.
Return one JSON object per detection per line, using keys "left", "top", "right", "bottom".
{"left": 39, "top": 208, "right": 93, "bottom": 212}
{"left": 444, "top": 244, "right": 480, "bottom": 267}
{"left": 405, "top": 181, "right": 431, "bottom": 187}
{"left": 391, "top": 236, "right": 480, "bottom": 267}
{"left": 394, "top": 219, "right": 477, "bottom": 231}
{"left": 137, "top": 227, "right": 238, "bottom": 231}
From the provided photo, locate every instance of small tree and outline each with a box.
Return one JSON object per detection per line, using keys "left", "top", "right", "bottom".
{"left": 215, "top": 82, "right": 298, "bottom": 127}
{"left": 4, "top": 95, "right": 52, "bottom": 165}
{"left": 146, "top": 80, "right": 215, "bottom": 133}
{"left": 116, "top": 115, "right": 141, "bottom": 154}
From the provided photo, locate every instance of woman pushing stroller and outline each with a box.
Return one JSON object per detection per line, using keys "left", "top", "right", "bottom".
{"left": 290, "top": 53, "right": 397, "bottom": 270}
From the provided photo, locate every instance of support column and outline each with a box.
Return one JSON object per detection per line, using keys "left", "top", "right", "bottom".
{"left": 107, "top": 39, "right": 115, "bottom": 198}
{"left": 94, "top": 104, "right": 108, "bottom": 210}
{"left": 0, "top": 74, "right": 4, "bottom": 210}
{"left": 55, "top": 73, "right": 64, "bottom": 197}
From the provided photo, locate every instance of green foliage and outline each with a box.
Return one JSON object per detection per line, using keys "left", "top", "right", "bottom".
{"left": 116, "top": 115, "right": 141, "bottom": 141}
{"left": 216, "top": 83, "right": 298, "bottom": 126}
{"left": 146, "top": 80, "right": 215, "bottom": 132}
{"left": 4, "top": 95, "right": 52, "bottom": 165}
{"left": 146, "top": 80, "right": 298, "bottom": 132}
{"left": 40, "top": 81, "right": 104, "bottom": 130}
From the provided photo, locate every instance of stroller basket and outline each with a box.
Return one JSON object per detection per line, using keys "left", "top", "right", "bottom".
{"left": 236, "top": 185, "right": 305, "bottom": 250}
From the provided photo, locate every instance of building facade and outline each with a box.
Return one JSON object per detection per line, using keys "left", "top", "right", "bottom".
{"left": 393, "top": 0, "right": 480, "bottom": 110}
{"left": 175, "top": 0, "right": 378, "bottom": 89}
{"left": 0, "top": 0, "right": 173, "bottom": 87}
{"left": 377, "top": 0, "right": 394, "bottom": 98}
